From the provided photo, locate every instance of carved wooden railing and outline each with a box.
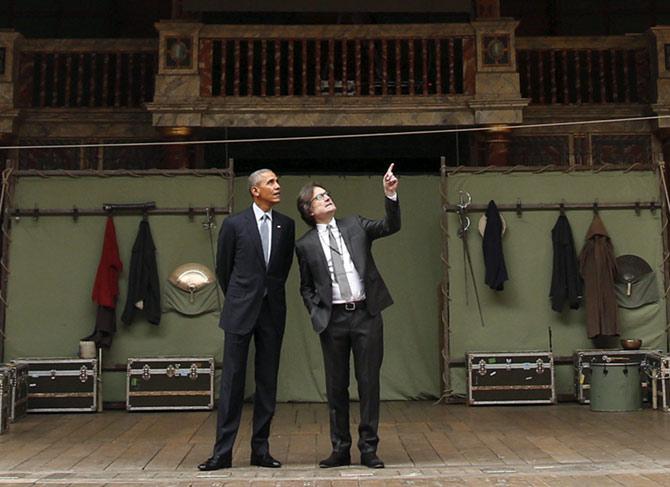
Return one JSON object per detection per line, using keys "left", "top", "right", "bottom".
{"left": 517, "top": 36, "right": 650, "bottom": 105}
{"left": 17, "top": 39, "right": 157, "bottom": 108}
{"left": 198, "top": 24, "right": 475, "bottom": 98}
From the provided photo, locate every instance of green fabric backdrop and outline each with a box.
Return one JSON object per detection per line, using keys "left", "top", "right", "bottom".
{"left": 446, "top": 170, "right": 668, "bottom": 397}
{"left": 6, "top": 171, "right": 661, "bottom": 404}
{"left": 4, "top": 174, "right": 443, "bottom": 402}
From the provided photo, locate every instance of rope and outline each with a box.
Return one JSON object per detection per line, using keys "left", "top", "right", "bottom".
{"left": 1, "top": 114, "right": 669, "bottom": 151}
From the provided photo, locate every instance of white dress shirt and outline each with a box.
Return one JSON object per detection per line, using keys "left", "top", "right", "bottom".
{"left": 252, "top": 203, "right": 272, "bottom": 259}
{"left": 316, "top": 220, "right": 365, "bottom": 303}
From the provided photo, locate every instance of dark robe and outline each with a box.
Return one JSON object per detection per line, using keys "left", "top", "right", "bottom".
{"left": 579, "top": 214, "right": 619, "bottom": 338}
{"left": 482, "top": 200, "right": 508, "bottom": 290}
{"left": 550, "top": 214, "right": 582, "bottom": 312}
{"left": 84, "top": 216, "right": 122, "bottom": 348}
{"left": 121, "top": 220, "right": 161, "bottom": 325}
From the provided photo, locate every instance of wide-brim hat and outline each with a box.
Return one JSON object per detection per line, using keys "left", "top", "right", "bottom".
{"left": 478, "top": 213, "right": 507, "bottom": 237}
{"left": 616, "top": 254, "right": 653, "bottom": 284}
{"left": 168, "top": 262, "right": 215, "bottom": 292}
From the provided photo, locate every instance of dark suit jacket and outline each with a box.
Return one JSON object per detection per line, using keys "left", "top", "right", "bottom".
{"left": 121, "top": 220, "right": 160, "bottom": 325}
{"left": 295, "top": 197, "right": 400, "bottom": 334}
{"left": 216, "top": 206, "right": 295, "bottom": 335}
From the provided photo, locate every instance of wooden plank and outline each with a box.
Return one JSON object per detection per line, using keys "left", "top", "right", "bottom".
{"left": 425, "top": 431, "right": 469, "bottom": 465}
{"left": 105, "top": 440, "right": 162, "bottom": 470}
{"left": 286, "top": 432, "right": 317, "bottom": 466}
{"left": 73, "top": 441, "right": 130, "bottom": 471}
{"left": 398, "top": 432, "right": 442, "bottom": 465}
{"left": 143, "top": 441, "right": 192, "bottom": 470}
{"left": 473, "top": 432, "right": 524, "bottom": 465}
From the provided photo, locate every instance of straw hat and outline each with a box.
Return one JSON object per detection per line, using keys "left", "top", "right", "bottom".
{"left": 478, "top": 213, "right": 507, "bottom": 237}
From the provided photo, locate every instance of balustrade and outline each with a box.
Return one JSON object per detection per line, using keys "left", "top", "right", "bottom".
{"left": 517, "top": 37, "right": 649, "bottom": 105}
{"left": 17, "top": 40, "right": 157, "bottom": 108}
{"left": 197, "top": 25, "right": 475, "bottom": 97}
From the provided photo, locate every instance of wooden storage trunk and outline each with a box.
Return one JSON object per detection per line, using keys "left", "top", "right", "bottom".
{"left": 574, "top": 349, "right": 658, "bottom": 404}
{"left": 12, "top": 358, "right": 98, "bottom": 413}
{"left": 126, "top": 357, "right": 215, "bottom": 411}
{"left": 644, "top": 351, "right": 670, "bottom": 411}
{"left": 0, "top": 368, "right": 9, "bottom": 434}
{"left": 466, "top": 351, "right": 556, "bottom": 405}
{"left": 7, "top": 362, "right": 29, "bottom": 421}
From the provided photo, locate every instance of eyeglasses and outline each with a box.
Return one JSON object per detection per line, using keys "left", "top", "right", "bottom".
{"left": 311, "top": 191, "right": 331, "bottom": 202}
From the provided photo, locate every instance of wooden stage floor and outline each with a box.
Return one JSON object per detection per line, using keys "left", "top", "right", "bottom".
{"left": 2, "top": 401, "right": 670, "bottom": 486}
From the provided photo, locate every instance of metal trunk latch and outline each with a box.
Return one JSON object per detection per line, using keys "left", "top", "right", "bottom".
{"left": 79, "top": 365, "right": 88, "bottom": 382}
{"left": 478, "top": 359, "right": 487, "bottom": 376}
{"left": 142, "top": 364, "right": 151, "bottom": 381}
{"left": 189, "top": 363, "right": 198, "bottom": 380}
{"left": 50, "top": 369, "right": 57, "bottom": 380}
{"left": 535, "top": 359, "right": 545, "bottom": 374}
{"left": 166, "top": 364, "right": 176, "bottom": 378}
{"left": 505, "top": 358, "right": 512, "bottom": 371}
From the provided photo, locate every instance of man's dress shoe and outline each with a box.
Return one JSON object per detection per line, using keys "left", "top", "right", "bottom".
{"left": 319, "top": 452, "right": 351, "bottom": 468}
{"left": 250, "top": 453, "right": 281, "bottom": 468}
{"left": 197, "top": 455, "right": 232, "bottom": 471}
{"left": 361, "top": 452, "right": 384, "bottom": 469}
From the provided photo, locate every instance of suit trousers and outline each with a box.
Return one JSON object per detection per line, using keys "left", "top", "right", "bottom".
{"left": 319, "top": 305, "right": 384, "bottom": 455}
{"left": 213, "top": 297, "right": 283, "bottom": 459}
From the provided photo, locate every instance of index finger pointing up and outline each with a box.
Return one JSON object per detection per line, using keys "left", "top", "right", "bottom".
{"left": 386, "top": 163, "right": 395, "bottom": 175}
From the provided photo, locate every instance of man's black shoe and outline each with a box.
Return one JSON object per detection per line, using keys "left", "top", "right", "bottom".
{"left": 250, "top": 453, "right": 281, "bottom": 468}
{"left": 197, "top": 455, "right": 232, "bottom": 471}
{"left": 319, "top": 452, "right": 351, "bottom": 468}
{"left": 361, "top": 452, "right": 384, "bottom": 469}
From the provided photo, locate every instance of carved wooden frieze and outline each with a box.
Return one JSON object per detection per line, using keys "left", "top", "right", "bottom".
{"left": 591, "top": 134, "right": 652, "bottom": 165}
{"left": 509, "top": 135, "right": 570, "bottom": 166}
{"left": 17, "top": 139, "right": 90, "bottom": 170}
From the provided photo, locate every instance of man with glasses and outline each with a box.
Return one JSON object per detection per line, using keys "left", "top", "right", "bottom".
{"left": 295, "top": 164, "right": 400, "bottom": 469}
{"left": 199, "top": 169, "right": 295, "bottom": 471}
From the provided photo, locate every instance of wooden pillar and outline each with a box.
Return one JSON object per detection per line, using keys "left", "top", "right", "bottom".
{"left": 0, "top": 132, "right": 16, "bottom": 363}
{"left": 485, "top": 126, "right": 511, "bottom": 166}
{"left": 656, "top": 128, "right": 670, "bottom": 353}
{"left": 475, "top": 0, "right": 501, "bottom": 19}
{"left": 0, "top": 132, "right": 16, "bottom": 170}
{"left": 160, "top": 127, "right": 193, "bottom": 169}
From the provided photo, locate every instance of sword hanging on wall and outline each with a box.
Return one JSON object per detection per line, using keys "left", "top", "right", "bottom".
{"left": 457, "top": 191, "right": 485, "bottom": 327}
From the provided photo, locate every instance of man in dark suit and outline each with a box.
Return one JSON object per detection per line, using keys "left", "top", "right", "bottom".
{"left": 199, "top": 169, "right": 295, "bottom": 471}
{"left": 295, "top": 164, "right": 400, "bottom": 469}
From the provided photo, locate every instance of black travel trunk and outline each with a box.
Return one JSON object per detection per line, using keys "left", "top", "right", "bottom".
{"left": 466, "top": 351, "right": 556, "bottom": 405}
{"left": 126, "top": 356, "right": 215, "bottom": 411}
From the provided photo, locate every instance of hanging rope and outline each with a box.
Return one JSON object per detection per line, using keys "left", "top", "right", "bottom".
{"left": 1, "top": 114, "right": 669, "bottom": 151}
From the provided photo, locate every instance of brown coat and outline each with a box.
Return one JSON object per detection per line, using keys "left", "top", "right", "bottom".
{"left": 579, "top": 214, "right": 619, "bottom": 338}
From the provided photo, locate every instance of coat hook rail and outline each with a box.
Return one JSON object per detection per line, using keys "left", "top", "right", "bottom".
{"left": 102, "top": 201, "right": 156, "bottom": 212}
{"left": 444, "top": 201, "right": 660, "bottom": 214}
{"left": 9, "top": 205, "right": 231, "bottom": 219}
